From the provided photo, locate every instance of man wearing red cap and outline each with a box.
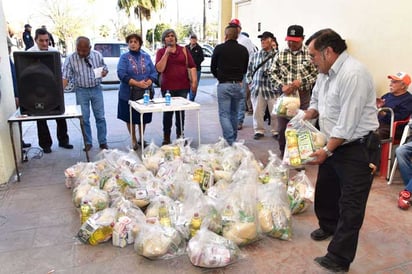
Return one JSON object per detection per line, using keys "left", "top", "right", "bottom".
{"left": 376, "top": 72, "right": 412, "bottom": 139}
{"left": 270, "top": 24, "right": 318, "bottom": 157}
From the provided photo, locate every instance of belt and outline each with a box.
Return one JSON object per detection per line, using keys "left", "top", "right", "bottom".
{"left": 343, "top": 132, "right": 372, "bottom": 147}
{"left": 219, "top": 81, "right": 242, "bottom": 84}
{"left": 77, "top": 85, "right": 98, "bottom": 89}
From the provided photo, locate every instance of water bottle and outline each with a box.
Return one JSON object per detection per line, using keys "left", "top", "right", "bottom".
{"left": 143, "top": 90, "right": 150, "bottom": 105}
{"left": 165, "top": 90, "right": 171, "bottom": 106}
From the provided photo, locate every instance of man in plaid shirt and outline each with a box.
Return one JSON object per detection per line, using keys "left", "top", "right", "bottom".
{"left": 270, "top": 25, "right": 318, "bottom": 156}
{"left": 246, "top": 31, "right": 279, "bottom": 140}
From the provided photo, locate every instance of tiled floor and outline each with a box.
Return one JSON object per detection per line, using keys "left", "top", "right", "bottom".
{"left": 1, "top": 78, "right": 411, "bottom": 274}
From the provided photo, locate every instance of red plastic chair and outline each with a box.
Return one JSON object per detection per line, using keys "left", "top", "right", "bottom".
{"left": 379, "top": 107, "right": 411, "bottom": 179}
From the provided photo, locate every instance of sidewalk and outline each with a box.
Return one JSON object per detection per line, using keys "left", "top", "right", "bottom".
{"left": 1, "top": 82, "right": 411, "bottom": 273}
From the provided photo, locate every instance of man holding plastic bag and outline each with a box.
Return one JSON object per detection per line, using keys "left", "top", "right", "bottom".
{"left": 270, "top": 25, "right": 317, "bottom": 157}
{"left": 303, "top": 29, "right": 379, "bottom": 272}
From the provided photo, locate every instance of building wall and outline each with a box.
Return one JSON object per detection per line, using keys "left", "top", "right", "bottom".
{"left": 224, "top": 0, "right": 412, "bottom": 95}
{"left": 0, "top": 0, "right": 20, "bottom": 184}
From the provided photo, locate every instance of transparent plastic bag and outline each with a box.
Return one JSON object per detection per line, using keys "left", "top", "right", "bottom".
{"left": 187, "top": 226, "right": 241, "bottom": 268}
{"left": 283, "top": 110, "right": 327, "bottom": 167}
{"left": 257, "top": 182, "right": 292, "bottom": 240}
{"left": 272, "top": 90, "right": 300, "bottom": 118}
{"left": 134, "top": 223, "right": 185, "bottom": 260}
{"left": 287, "top": 170, "right": 314, "bottom": 214}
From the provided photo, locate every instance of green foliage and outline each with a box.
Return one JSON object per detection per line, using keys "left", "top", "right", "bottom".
{"left": 120, "top": 23, "right": 141, "bottom": 40}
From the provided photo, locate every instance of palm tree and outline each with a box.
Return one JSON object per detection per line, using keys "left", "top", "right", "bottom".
{"left": 117, "top": 0, "right": 164, "bottom": 37}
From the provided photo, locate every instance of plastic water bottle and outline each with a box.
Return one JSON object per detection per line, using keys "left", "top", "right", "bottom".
{"left": 165, "top": 90, "right": 171, "bottom": 106}
{"left": 143, "top": 90, "right": 150, "bottom": 105}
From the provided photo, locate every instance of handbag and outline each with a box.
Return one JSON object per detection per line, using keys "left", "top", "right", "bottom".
{"left": 130, "top": 86, "right": 155, "bottom": 101}
{"left": 183, "top": 46, "right": 193, "bottom": 83}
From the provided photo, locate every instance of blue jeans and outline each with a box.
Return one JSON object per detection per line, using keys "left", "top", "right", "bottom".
{"left": 395, "top": 141, "right": 412, "bottom": 191}
{"left": 75, "top": 85, "right": 107, "bottom": 145}
{"left": 237, "top": 75, "right": 247, "bottom": 124}
{"left": 189, "top": 70, "right": 202, "bottom": 101}
{"left": 217, "top": 83, "right": 243, "bottom": 145}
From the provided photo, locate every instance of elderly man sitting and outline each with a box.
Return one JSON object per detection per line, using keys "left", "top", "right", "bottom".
{"left": 376, "top": 72, "right": 412, "bottom": 140}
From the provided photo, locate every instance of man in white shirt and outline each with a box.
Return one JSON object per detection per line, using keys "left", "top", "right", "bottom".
{"left": 27, "top": 28, "right": 73, "bottom": 153}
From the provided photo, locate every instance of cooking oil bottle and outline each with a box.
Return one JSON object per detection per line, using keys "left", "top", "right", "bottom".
{"left": 158, "top": 201, "right": 171, "bottom": 227}
{"left": 88, "top": 222, "right": 114, "bottom": 245}
{"left": 285, "top": 126, "right": 301, "bottom": 166}
{"left": 80, "top": 201, "right": 92, "bottom": 225}
{"left": 189, "top": 212, "right": 202, "bottom": 238}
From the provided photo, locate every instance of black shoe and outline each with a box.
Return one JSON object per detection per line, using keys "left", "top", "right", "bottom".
{"left": 254, "top": 133, "right": 264, "bottom": 140}
{"left": 310, "top": 228, "right": 333, "bottom": 241}
{"left": 99, "top": 144, "right": 108, "bottom": 150}
{"left": 83, "top": 144, "right": 93, "bottom": 151}
{"left": 238, "top": 123, "right": 243, "bottom": 130}
{"left": 314, "top": 256, "right": 349, "bottom": 272}
{"left": 43, "top": 147, "right": 52, "bottom": 154}
{"left": 59, "top": 143, "right": 74, "bottom": 149}
{"left": 22, "top": 142, "right": 31, "bottom": 148}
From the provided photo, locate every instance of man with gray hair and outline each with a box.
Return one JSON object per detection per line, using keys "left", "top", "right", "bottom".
{"left": 62, "top": 36, "right": 109, "bottom": 152}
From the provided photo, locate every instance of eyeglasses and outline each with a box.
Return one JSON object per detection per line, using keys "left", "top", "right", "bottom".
{"left": 84, "top": 57, "right": 92, "bottom": 68}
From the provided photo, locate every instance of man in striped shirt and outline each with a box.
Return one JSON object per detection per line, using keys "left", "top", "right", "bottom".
{"left": 62, "top": 36, "right": 108, "bottom": 151}
{"left": 270, "top": 25, "right": 318, "bottom": 156}
{"left": 246, "top": 31, "right": 279, "bottom": 140}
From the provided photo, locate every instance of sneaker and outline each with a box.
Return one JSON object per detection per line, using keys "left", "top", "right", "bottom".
{"left": 43, "top": 147, "right": 52, "bottom": 154}
{"left": 254, "top": 133, "right": 264, "bottom": 140}
{"left": 398, "top": 190, "right": 411, "bottom": 210}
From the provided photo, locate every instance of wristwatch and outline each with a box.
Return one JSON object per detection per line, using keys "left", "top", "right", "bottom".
{"left": 322, "top": 146, "right": 333, "bottom": 157}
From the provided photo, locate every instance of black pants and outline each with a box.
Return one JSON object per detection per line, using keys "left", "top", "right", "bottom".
{"left": 162, "top": 89, "right": 189, "bottom": 137}
{"left": 37, "top": 119, "right": 69, "bottom": 149}
{"left": 277, "top": 116, "right": 290, "bottom": 156}
{"left": 314, "top": 142, "right": 374, "bottom": 267}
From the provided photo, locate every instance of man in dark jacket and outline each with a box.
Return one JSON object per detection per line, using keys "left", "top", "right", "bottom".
{"left": 211, "top": 25, "right": 249, "bottom": 145}
{"left": 186, "top": 34, "right": 204, "bottom": 101}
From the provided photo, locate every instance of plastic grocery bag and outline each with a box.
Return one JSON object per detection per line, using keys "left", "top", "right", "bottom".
{"left": 257, "top": 182, "right": 292, "bottom": 240}
{"left": 283, "top": 110, "right": 327, "bottom": 167}
{"left": 219, "top": 181, "right": 261, "bottom": 246}
{"left": 134, "top": 223, "right": 186, "bottom": 260}
{"left": 287, "top": 170, "right": 314, "bottom": 215}
{"left": 187, "top": 226, "right": 241, "bottom": 268}
{"left": 272, "top": 90, "right": 300, "bottom": 118}
{"left": 258, "top": 150, "right": 289, "bottom": 185}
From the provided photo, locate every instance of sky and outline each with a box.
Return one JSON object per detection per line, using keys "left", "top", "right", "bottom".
{"left": 3, "top": 0, "right": 219, "bottom": 35}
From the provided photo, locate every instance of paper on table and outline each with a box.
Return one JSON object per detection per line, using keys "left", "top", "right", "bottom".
{"left": 94, "top": 67, "right": 103, "bottom": 78}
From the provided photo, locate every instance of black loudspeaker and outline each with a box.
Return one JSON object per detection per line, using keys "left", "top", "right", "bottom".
{"left": 13, "top": 51, "right": 65, "bottom": 115}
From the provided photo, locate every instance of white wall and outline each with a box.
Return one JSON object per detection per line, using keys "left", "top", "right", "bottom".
{"left": 233, "top": 0, "right": 412, "bottom": 95}
{"left": 0, "top": 0, "right": 20, "bottom": 184}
